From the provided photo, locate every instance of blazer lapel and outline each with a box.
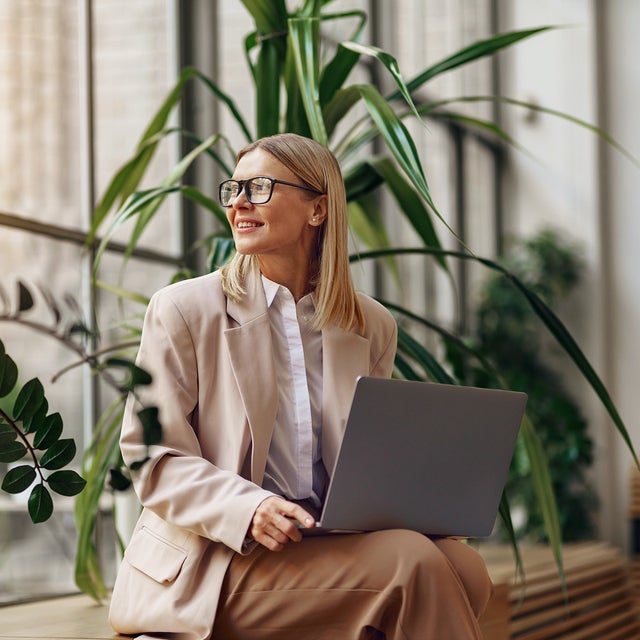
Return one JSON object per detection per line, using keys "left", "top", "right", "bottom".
{"left": 321, "top": 325, "right": 370, "bottom": 477}
{"left": 224, "top": 272, "right": 278, "bottom": 485}
{"left": 223, "top": 270, "right": 373, "bottom": 486}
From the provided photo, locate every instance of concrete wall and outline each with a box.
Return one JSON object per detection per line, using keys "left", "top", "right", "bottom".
{"left": 0, "top": 0, "right": 178, "bottom": 601}
{"left": 595, "top": 0, "right": 640, "bottom": 549}
{"left": 497, "top": 0, "right": 640, "bottom": 550}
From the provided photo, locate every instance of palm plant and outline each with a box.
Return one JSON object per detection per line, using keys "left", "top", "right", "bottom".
{"left": 49, "top": 0, "right": 638, "bottom": 599}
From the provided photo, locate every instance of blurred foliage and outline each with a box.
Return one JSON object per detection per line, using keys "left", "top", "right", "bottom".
{"left": 447, "top": 229, "right": 598, "bottom": 542}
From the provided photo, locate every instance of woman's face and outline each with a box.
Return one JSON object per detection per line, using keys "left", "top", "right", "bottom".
{"left": 225, "top": 148, "right": 325, "bottom": 264}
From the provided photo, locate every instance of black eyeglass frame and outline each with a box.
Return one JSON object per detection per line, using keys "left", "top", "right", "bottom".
{"left": 218, "top": 176, "right": 323, "bottom": 207}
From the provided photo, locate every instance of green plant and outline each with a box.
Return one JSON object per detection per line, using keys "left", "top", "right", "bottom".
{"left": 0, "top": 281, "right": 161, "bottom": 523}
{"left": 0, "top": 341, "right": 86, "bottom": 522}
{"left": 0, "top": 281, "right": 162, "bottom": 600}
{"left": 446, "top": 229, "right": 598, "bottom": 542}
{"left": 84, "top": 0, "right": 639, "bottom": 595}
{"left": 0, "top": 283, "right": 88, "bottom": 522}
{"left": 2, "top": 0, "right": 637, "bottom": 601}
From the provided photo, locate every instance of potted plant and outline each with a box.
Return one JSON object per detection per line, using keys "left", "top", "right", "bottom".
{"left": 1, "top": 0, "right": 636, "bottom": 601}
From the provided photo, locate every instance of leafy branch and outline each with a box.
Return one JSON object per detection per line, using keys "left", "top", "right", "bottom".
{"left": 0, "top": 280, "right": 162, "bottom": 524}
{"left": 0, "top": 367, "right": 85, "bottom": 522}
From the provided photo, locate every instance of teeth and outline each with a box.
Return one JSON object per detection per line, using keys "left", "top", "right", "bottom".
{"left": 237, "top": 221, "right": 262, "bottom": 228}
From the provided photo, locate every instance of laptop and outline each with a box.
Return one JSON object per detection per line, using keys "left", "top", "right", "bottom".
{"left": 309, "top": 376, "right": 527, "bottom": 538}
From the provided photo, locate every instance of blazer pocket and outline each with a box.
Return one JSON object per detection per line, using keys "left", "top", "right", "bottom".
{"left": 124, "top": 525, "right": 188, "bottom": 584}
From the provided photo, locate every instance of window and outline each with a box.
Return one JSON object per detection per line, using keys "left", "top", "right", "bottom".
{"left": 0, "top": 0, "right": 500, "bottom": 604}
{"left": 0, "top": 0, "right": 181, "bottom": 603}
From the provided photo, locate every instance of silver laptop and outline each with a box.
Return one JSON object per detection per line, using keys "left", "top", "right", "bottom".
{"left": 312, "top": 377, "right": 527, "bottom": 538}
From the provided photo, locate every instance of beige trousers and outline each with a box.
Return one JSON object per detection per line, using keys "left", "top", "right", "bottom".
{"left": 213, "top": 529, "right": 492, "bottom": 640}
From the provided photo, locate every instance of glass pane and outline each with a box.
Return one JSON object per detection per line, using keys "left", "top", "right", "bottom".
{"left": 93, "top": 0, "right": 180, "bottom": 256}
{"left": 0, "top": 230, "right": 86, "bottom": 602}
{"left": 0, "top": 0, "right": 180, "bottom": 604}
{"left": 0, "top": 1, "right": 82, "bottom": 226}
{"left": 95, "top": 251, "right": 181, "bottom": 364}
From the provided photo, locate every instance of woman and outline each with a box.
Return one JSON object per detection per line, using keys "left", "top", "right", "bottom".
{"left": 109, "top": 133, "right": 492, "bottom": 639}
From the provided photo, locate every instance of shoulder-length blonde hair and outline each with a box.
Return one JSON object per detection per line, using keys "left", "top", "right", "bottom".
{"left": 220, "top": 133, "right": 363, "bottom": 332}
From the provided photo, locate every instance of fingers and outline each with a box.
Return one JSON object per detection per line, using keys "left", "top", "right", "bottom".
{"left": 250, "top": 496, "right": 315, "bottom": 551}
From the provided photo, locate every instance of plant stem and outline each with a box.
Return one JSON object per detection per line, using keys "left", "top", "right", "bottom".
{"left": 0, "top": 406, "right": 46, "bottom": 482}
{"left": 0, "top": 314, "right": 131, "bottom": 401}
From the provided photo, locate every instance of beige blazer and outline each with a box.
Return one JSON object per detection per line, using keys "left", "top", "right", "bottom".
{"left": 108, "top": 269, "right": 397, "bottom": 640}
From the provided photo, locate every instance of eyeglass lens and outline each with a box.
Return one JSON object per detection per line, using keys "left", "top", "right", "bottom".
{"left": 219, "top": 177, "right": 273, "bottom": 206}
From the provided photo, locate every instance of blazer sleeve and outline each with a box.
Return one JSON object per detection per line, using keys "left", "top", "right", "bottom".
{"left": 120, "top": 288, "right": 274, "bottom": 554}
{"left": 358, "top": 293, "right": 398, "bottom": 379}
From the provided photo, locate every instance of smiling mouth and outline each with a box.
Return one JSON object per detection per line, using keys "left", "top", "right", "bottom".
{"left": 237, "top": 221, "right": 263, "bottom": 229}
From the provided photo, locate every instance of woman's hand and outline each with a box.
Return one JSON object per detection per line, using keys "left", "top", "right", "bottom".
{"left": 249, "top": 496, "right": 316, "bottom": 551}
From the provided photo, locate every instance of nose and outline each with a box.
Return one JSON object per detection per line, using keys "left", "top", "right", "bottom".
{"left": 231, "top": 182, "right": 251, "bottom": 208}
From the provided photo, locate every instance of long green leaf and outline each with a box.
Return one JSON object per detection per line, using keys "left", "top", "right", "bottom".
{"left": 343, "top": 159, "right": 384, "bottom": 201}
{"left": 347, "top": 198, "right": 399, "bottom": 284}
{"left": 93, "top": 185, "right": 229, "bottom": 275}
{"left": 283, "top": 32, "right": 312, "bottom": 137}
{"left": 354, "top": 85, "right": 467, "bottom": 252}
{"left": 335, "top": 29, "right": 556, "bottom": 166}
{"left": 368, "top": 157, "right": 447, "bottom": 270}
{"left": 75, "top": 400, "right": 124, "bottom": 601}
{"left": 95, "top": 281, "right": 150, "bottom": 307}
{"left": 337, "top": 98, "right": 522, "bottom": 172}
{"left": 242, "top": 1, "right": 288, "bottom": 138}
{"left": 498, "top": 493, "right": 525, "bottom": 585}
{"left": 115, "top": 72, "right": 196, "bottom": 204}
{"left": 342, "top": 162, "right": 396, "bottom": 272}
{"left": 90, "top": 68, "right": 250, "bottom": 245}
{"left": 91, "top": 67, "right": 199, "bottom": 237}
{"left": 426, "top": 96, "right": 640, "bottom": 168}
{"left": 191, "top": 70, "right": 253, "bottom": 143}
{"left": 396, "top": 326, "right": 456, "bottom": 384}
{"left": 318, "top": 11, "right": 367, "bottom": 106}
{"left": 394, "top": 351, "right": 423, "bottom": 381}
{"left": 347, "top": 199, "right": 388, "bottom": 252}
{"left": 288, "top": 18, "right": 328, "bottom": 145}
{"left": 88, "top": 129, "right": 177, "bottom": 243}
{"left": 125, "top": 134, "right": 221, "bottom": 262}
{"left": 421, "top": 108, "right": 526, "bottom": 154}
{"left": 240, "top": 0, "right": 288, "bottom": 36}
{"left": 390, "top": 27, "right": 554, "bottom": 100}
{"left": 355, "top": 85, "right": 430, "bottom": 201}
{"left": 93, "top": 187, "right": 177, "bottom": 273}
{"left": 207, "top": 236, "right": 237, "bottom": 272}
{"left": 520, "top": 416, "right": 566, "bottom": 591}
{"left": 255, "top": 37, "right": 283, "bottom": 138}
{"left": 341, "top": 41, "right": 423, "bottom": 124}
{"left": 384, "top": 296, "right": 557, "bottom": 587}
{"left": 177, "top": 129, "right": 237, "bottom": 176}
{"left": 354, "top": 246, "right": 639, "bottom": 469}
{"left": 323, "top": 85, "right": 363, "bottom": 140}
{"left": 380, "top": 298, "right": 500, "bottom": 378}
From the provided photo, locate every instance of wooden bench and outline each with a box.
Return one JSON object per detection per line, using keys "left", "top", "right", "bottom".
{"left": 478, "top": 542, "right": 640, "bottom": 639}
{"left": 2, "top": 542, "right": 638, "bottom": 639}
{"left": 0, "top": 592, "right": 117, "bottom": 640}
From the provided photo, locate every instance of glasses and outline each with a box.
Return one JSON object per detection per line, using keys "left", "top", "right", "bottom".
{"left": 218, "top": 176, "right": 323, "bottom": 207}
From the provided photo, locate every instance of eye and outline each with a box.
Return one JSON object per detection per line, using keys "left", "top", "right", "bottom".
{"left": 250, "top": 177, "right": 272, "bottom": 196}
{"left": 220, "top": 181, "right": 239, "bottom": 198}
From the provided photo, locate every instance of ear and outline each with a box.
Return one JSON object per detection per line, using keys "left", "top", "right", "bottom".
{"left": 309, "top": 195, "right": 328, "bottom": 227}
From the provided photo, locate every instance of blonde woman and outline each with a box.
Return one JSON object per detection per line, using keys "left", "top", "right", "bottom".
{"left": 109, "top": 133, "right": 491, "bottom": 639}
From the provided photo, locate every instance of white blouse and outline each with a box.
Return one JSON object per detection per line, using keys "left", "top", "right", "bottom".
{"left": 261, "top": 276, "right": 326, "bottom": 509}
